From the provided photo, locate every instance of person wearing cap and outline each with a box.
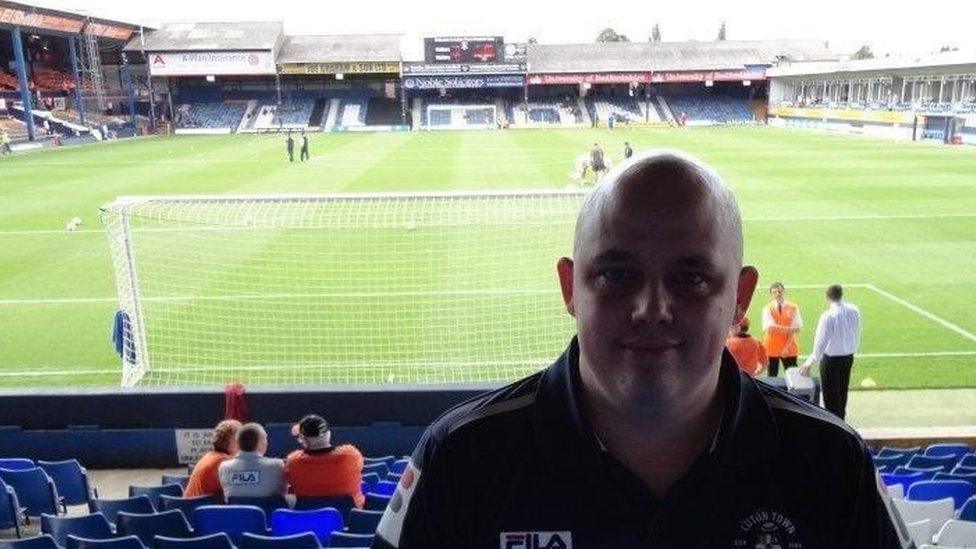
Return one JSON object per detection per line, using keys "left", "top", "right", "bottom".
{"left": 285, "top": 414, "right": 366, "bottom": 508}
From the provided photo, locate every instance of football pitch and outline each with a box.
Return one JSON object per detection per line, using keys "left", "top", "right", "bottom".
{"left": 1, "top": 126, "right": 975, "bottom": 405}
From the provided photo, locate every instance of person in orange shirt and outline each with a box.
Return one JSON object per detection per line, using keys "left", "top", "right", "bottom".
{"left": 184, "top": 419, "right": 241, "bottom": 499}
{"left": 762, "top": 282, "right": 803, "bottom": 376}
{"left": 285, "top": 414, "right": 365, "bottom": 508}
{"left": 726, "top": 317, "right": 768, "bottom": 377}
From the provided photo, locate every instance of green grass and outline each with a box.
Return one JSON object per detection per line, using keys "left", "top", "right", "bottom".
{"left": 1, "top": 127, "right": 975, "bottom": 397}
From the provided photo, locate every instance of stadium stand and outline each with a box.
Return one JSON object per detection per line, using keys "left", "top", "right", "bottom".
{"left": 664, "top": 93, "right": 755, "bottom": 124}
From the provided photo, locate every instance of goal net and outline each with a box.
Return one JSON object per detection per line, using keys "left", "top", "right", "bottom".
{"left": 426, "top": 104, "right": 496, "bottom": 129}
{"left": 101, "top": 191, "right": 587, "bottom": 387}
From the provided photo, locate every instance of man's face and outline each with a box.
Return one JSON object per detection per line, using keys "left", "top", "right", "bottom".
{"left": 770, "top": 286, "right": 785, "bottom": 303}
{"left": 558, "top": 176, "right": 757, "bottom": 404}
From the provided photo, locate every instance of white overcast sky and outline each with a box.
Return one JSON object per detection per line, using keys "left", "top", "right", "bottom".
{"left": 28, "top": 0, "right": 975, "bottom": 61}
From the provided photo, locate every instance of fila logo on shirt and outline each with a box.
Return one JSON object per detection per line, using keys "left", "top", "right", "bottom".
{"left": 500, "top": 531, "right": 572, "bottom": 549}
{"left": 228, "top": 471, "right": 260, "bottom": 485}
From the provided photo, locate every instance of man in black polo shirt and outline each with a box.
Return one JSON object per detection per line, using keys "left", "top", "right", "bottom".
{"left": 374, "top": 152, "right": 909, "bottom": 549}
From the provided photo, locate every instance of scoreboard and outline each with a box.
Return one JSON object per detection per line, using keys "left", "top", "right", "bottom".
{"left": 424, "top": 36, "right": 504, "bottom": 64}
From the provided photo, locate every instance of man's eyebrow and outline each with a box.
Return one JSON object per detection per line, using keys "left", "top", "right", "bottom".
{"left": 676, "top": 254, "right": 720, "bottom": 270}
{"left": 590, "top": 249, "right": 637, "bottom": 263}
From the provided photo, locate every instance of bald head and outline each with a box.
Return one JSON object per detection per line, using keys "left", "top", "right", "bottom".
{"left": 574, "top": 150, "right": 743, "bottom": 265}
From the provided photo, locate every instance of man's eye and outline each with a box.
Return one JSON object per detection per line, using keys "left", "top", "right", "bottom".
{"left": 674, "top": 272, "right": 708, "bottom": 287}
{"left": 598, "top": 268, "right": 638, "bottom": 283}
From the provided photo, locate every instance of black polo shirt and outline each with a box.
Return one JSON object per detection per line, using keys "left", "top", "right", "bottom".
{"left": 374, "top": 338, "right": 910, "bottom": 549}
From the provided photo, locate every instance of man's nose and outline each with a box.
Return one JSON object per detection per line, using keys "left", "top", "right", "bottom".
{"left": 631, "top": 281, "right": 673, "bottom": 325}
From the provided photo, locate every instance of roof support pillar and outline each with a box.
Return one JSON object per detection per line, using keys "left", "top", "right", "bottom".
{"left": 68, "top": 36, "right": 87, "bottom": 126}
{"left": 11, "top": 26, "right": 36, "bottom": 141}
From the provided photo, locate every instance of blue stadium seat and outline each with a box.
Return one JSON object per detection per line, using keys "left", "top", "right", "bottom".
{"left": 363, "top": 456, "right": 395, "bottom": 468}
{"left": 158, "top": 494, "right": 219, "bottom": 518}
{"left": 41, "top": 513, "right": 113, "bottom": 547}
{"left": 955, "top": 465, "right": 976, "bottom": 475}
{"left": 361, "top": 473, "right": 380, "bottom": 495}
{"left": 878, "top": 446, "right": 921, "bottom": 459}
{"left": 907, "top": 454, "right": 958, "bottom": 473}
{"left": 65, "top": 535, "right": 147, "bottom": 549}
{"left": 389, "top": 460, "right": 408, "bottom": 475}
{"left": 0, "top": 468, "right": 60, "bottom": 518}
{"left": 117, "top": 510, "right": 193, "bottom": 546}
{"left": 154, "top": 533, "right": 234, "bottom": 549}
{"left": 0, "top": 535, "right": 59, "bottom": 549}
{"left": 38, "top": 460, "right": 96, "bottom": 508}
{"left": 959, "top": 454, "right": 976, "bottom": 469}
{"left": 0, "top": 459, "right": 35, "bottom": 472}
{"left": 239, "top": 532, "right": 322, "bottom": 549}
{"left": 193, "top": 505, "right": 267, "bottom": 545}
{"left": 925, "top": 443, "right": 971, "bottom": 461}
{"left": 0, "top": 477, "right": 24, "bottom": 537}
{"left": 89, "top": 496, "right": 154, "bottom": 527}
{"left": 328, "top": 532, "right": 373, "bottom": 547}
{"left": 294, "top": 495, "right": 354, "bottom": 517}
{"left": 362, "top": 463, "right": 389, "bottom": 479}
{"left": 346, "top": 509, "right": 383, "bottom": 535}
{"left": 934, "top": 471, "right": 976, "bottom": 486}
{"left": 364, "top": 493, "right": 390, "bottom": 512}
{"left": 371, "top": 481, "right": 397, "bottom": 497}
{"left": 227, "top": 496, "right": 289, "bottom": 516}
{"left": 882, "top": 471, "right": 928, "bottom": 492}
{"left": 270, "top": 507, "right": 342, "bottom": 545}
{"left": 893, "top": 466, "right": 941, "bottom": 480}
{"left": 129, "top": 484, "right": 184, "bottom": 511}
{"left": 960, "top": 496, "right": 976, "bottom": 521}
{"left": 385, "top": 473, "right": 401, "bottom": 483}
{"left": 873, "top": 454, "right": 911, "bottom": 470}
{"left": 907, "top": 480, "right": 976, "bottom": 509}
{"left": 160, "top": 476, "right": 190, "bottom": 490}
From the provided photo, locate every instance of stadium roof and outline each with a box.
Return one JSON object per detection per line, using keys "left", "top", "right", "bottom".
{"left": 0, "top": 0, "right": 143, "bottom": 38}
{"left": 767, "top": 50, "right": 976, "bottom": 77}
{"left": 527, "top": 40, "right": 836, "bottom": 73}
{"left": 278, "top": 34, "right": 402, "bottom": 64}
{"left": 130, "top": 21, "right": 284, "bottom": 52}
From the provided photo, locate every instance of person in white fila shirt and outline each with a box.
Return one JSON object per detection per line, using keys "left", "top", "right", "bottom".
{"left": 799, "top": 284, "right": 862, "bottom": 420}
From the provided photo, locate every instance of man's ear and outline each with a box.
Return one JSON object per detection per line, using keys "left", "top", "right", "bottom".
{"left": 734, "top": 266, "right": 759, "bottom": 325}
{"left": 557, "top": 257, "right": 575, "bottom": 316}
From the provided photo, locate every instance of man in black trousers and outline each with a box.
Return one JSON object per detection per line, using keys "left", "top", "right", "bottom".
{"left": 286, "top": 131, "right": 295, "bottom": 162}
{"left": 800, "top": 284, "right": 862, "bottom": 419}
{"left": 300, "top": 130, "right": 309, "bottom": 162}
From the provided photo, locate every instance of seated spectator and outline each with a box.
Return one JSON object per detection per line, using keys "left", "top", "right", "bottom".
{"left": 219, "top": 423, "right": 286, "bottom": 500}
{"left": 285, "top": 414, "right": 365, "bottom": 508}
{"left": 184, "top": 419, "right": 241, "bottom": 499}
{"left": 726, "top": 317, "right": 768, "bottom": 377}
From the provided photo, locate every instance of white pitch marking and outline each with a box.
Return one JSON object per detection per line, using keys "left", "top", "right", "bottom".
{"left": 865, "top": 284, "right": 976, "bottom": 344}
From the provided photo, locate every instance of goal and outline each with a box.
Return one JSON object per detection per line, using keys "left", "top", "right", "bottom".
{"left": 100, "top": 191, "right": 587, "bottom": 387}
{"left": 426, "top": 104, "right": 497, "bottom": 129}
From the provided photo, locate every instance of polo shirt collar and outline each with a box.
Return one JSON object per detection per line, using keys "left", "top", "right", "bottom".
{"left": 532, "top": 337, "right": 781, "bottom": 481}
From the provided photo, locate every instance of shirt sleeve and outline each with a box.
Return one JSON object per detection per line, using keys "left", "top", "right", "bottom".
{"left": 373, "top": 432, "right": 457, "bottom": 549}
{"left": 809, "top": 312, "right": 834, "bottom": 364}
{"left": 761, "top": 305, "right": 774, "bottom": 332}
{"left": 840, "top": 446, "right": 913, "bottom": 548}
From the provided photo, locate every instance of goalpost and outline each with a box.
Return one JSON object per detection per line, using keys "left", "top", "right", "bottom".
{"left": 101, "top": 191, "right": 588, "bottom": 387}
{"left": 426, "top": 104, "right": 497, "bottom": 129}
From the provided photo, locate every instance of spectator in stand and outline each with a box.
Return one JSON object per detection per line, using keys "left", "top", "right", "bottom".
{"left": 725, "top": 317, "right": 768, "bottom": 377}
{"left": 285, "top": 414, "right": 365, "bottom": 508}
{"left": 219, "top": 423, "right": 287, "bottom": 500}
{"left": 184, "top": 419, "right": 242, "bottom": 499}
{"left": 762, "top": 282, "right": 803, "bottom": 377}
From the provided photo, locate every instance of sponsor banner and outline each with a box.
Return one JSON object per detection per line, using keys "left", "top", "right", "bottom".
{"left": 0, "top": 6, "right": 84, "bottom": 33}
{"left": 769, "top": 106, "right": 913, "bottom": 124}
{"left": 403, "top": 75, "right": 524, "bottom": 90}
{"left": 174, "top": 429, "right": 213, "bottom": 464}
{"left": 84, "top": 22, "right": 133, "bottom": 41}
{"left": 403, "top": 62, "right": 526, "bottom": 75}
{"left": 280, "top": 61, "right": 400, "bottom": 75}
{"left": 649, "top": 69, "right": 766, "bottom": 83}
{"left": 149, "top": 51, "right": 276, "bottom": 76}
{"left": 528, "top": 73, "right": 652, "bottom": 85}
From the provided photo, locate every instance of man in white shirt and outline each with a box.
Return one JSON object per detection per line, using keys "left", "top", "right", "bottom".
{"left": 799, "top": 284, "right": 861, "bottom": 419}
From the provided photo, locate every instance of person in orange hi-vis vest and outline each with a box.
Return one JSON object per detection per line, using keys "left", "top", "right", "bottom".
{"left": 762, "top": 281, "right": 803, "bottom": 376}
{"left": 726, "top": 317, "right": 768, "bottom": 377}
